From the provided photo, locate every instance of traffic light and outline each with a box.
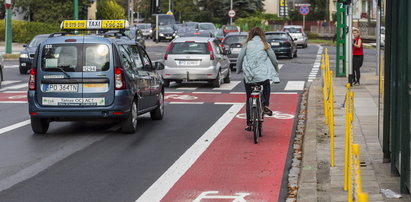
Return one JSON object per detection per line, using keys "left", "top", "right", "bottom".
{"left": 81, "top": 6, "right": 88, "bottom": 19}
{"left": 150, "top": 0, "right": 161, "bottom": 14}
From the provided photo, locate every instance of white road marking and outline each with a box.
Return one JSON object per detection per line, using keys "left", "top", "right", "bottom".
{"left": 0, "top": 119, "right": 31, "bottom": 135}
{"left": 1, "top": 80, "right": 21, "bottom": 85}
{"left": 168, "top": 102, "right": 204, "bottom": 104}
{"left": 214, "top": 102, "right": 244, "bottom": 105}
{"left": 4, "top": 65, "right": 19, "bottom": 69}
{"left": 307, "top": 45, "right": 323, "bottom": 82}
{"left": 135, "top": 104, "right": 244, "bottom": 202}
{"left": 279, "top": 64, "right": 284, "bottom": 69}
{"left": 165, "top": 91, "right": 184, "bottom": 94}
{"left": 0, "top": 83, "right": 28, "bottom": 92}
{"left": 284, "top": 81, "right": 305, "bottom": 91}
{"left": 229, "top": 92, "right": 245, "bottom": 94}
{"left": 192, "top": 92, "right": 222, "bottom": 94}
{"left": 271, "top": 92, "right": 298, "bottom": 94}
{"left": 213, "top": 81, "right": 241, "bottom": 91}
{"left": 2, "top": 91, "right": 26, "bottom": 93}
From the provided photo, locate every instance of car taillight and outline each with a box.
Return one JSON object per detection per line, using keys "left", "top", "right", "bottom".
{"left": 164, "top": 42, "right": 173, "bottom": 60}
{"left": 28, "top": 68, "right": 36, "bottom": 90}
{"left": 208, "top": 42, "right": 214, "bottom": 60}
{"left": 285, "top": 40, "right": 290, "bottom": 44}
{"left": 115, "top": 67, "right": 126, "bottom": 90}
{"left": 221, "top": 44, "right": 225, "bottom": 49}
{"left": 300, "top": 28, "right": 303, "bottom": 33}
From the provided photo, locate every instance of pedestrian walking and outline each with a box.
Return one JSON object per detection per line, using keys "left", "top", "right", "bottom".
{"left": 236, "top": 27, "right": 280, "bottom": 131}
{"left": 352, "top": 28, "right": 364, "bottom": 85}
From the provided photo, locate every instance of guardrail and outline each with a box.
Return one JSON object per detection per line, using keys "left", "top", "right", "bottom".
{"left": 321, "top": 48, "right": 335, "bottom": 167}
{"left": 344, "top": 84, "right": 368, "bottom": 202}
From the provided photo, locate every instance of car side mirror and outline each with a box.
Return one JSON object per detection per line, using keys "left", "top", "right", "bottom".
{"left": 154, "top": 61, "right": 164, "bottom": 70}
{"left": 23, "top": 44, "right": 27, "bottom": 48}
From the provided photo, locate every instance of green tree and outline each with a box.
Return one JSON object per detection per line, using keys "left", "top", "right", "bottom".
{"left": 97, "top": 0, "right": 127, "bottom": 20}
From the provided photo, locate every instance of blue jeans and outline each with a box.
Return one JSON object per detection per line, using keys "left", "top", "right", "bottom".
{"left": 244, "top": 79, "right": 271, "bottom": 125}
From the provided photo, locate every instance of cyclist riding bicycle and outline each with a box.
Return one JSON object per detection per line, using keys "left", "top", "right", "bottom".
{"left": 236, "top": 27, "right": 280, "bottom": 131}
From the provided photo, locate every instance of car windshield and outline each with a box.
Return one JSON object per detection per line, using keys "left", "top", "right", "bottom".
{"left": 199, "top": 24, "right": 216, "bottom": 30}
{"left": 266, "top": 33, "right": 289, "bottom": 40}
{"left": 41, "top": 44, "right": 110, "bottom": 72}
{"left": 169, "top": 42, "right": 209, "bottom": 54}
{"left": 137, "top": 24, "right": 151, "bottom": 29}
{"left": 29, "top": 36, "right": 48, "bottom": 48}
{"left": 160, "top": 26, "right": 174, "bottom": 32}
{"left": 284, "top": 27, "right": 302, "bottom": 33}
{"left": 224, "top": 35, "right": 247, "bottom": 44}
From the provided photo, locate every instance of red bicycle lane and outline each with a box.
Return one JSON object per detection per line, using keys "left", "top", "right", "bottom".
{"left": 161, "top": 93, "right": 299, "bottom": 201}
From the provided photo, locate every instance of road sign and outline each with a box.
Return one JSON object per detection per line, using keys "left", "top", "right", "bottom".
{"left": 5, "top": 0, "right": 11, "bottom": 9}
{"left": 299, "top": 5, "right": 310, "bottom": 16}
{"left": 228, "top": 10, "right": 236, "bottom": 18}
{"left": 167, "top": 11, "right": 173, "bottom": 15}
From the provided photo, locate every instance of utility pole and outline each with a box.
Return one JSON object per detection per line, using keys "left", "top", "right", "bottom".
{"left": 74, "top": 0, "right": 79, "bottom": 20}
{"left": 5, "top": 0, "right": 12, "bottom": 54}
{"left": 169, "top": 0, "right": 171, "bottom": 12}
{"left": 128, "top": 0, "right": 134, "bottom": 25}
{"left": 230, "top": 0, "right": 233, "bottom": 25}
{"left": 346, "top": 1, "right": 353, "bottom": 85}
{"left": 156, "top": 0, "right": 159, "bottom": 44}
{"left": 376, "top": 0, "right": 381, "bottom": 76}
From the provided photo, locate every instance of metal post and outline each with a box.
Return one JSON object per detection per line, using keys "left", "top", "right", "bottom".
{"left": 156, "top": 0, "right": 159, "bottom": 44}
{"left": 376, "top": 4, "right": 381, "bottom": 76}
{"left": 336, "top": 2, "right": 347, "bottom": 77}
{"left": 169, "top": 0, "right": 171, "bottom": 11}
{"left": 5, "top": 3, "right": 12, "bottom": 54}
{"left": 74, "top": 0, "right": 78, "bottom": 20}
{"left": 303, "top": 15, "right": 305, "bottom": 30}
{"left": 230, "top": 0, "right": 233, "bottom": 25}
{"left": 347, "top": 3, "right": 353, "bottom": 85}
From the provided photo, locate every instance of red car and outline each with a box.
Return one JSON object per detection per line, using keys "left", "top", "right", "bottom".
{"left": 222, "top": 25, "right": 239, "bottom": 36}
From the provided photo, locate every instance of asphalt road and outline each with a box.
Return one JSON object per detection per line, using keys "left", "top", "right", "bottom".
{"left": 0, "top": 41, "right": 321, "bottom": 202}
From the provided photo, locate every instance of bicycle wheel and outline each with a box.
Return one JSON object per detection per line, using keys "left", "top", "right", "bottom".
{"left": 253, "top": 108, "right": 260, "bottom": 144}
{"left": 258, "top": 97, "right": 263, "bottom": 137}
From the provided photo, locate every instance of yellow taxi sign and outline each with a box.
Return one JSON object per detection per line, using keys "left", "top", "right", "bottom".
{"left": 61, "top": 20, "right": 129, "bottom": 30}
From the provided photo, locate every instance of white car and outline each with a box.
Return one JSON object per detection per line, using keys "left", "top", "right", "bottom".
{"left": 282, "top": 25, "right": 308, "bottom": 48}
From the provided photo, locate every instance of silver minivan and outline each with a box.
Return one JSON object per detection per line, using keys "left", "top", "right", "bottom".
{"left": 163, "top": 37, "right": 231, "bottom": 87}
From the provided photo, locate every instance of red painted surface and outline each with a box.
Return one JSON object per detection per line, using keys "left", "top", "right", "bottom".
{"left": 0, "top": 92, "right": 27, "bottom": 102}
{"left": 162, "top": 93, "right": 299, "bottom": 201}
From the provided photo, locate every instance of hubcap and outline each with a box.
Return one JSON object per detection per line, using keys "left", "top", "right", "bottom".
{"left": 159, "top": 93, "right": 164, "bottom": 115}
{"left": 132, "top": 102, "right": 137, "bottom": 128}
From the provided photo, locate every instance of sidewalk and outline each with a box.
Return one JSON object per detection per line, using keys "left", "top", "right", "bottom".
{"left": 0, "top": 42, "right": 25, "bottom": 55}
{"left": 297, "top": 73, "right": 411, "bottom": 201}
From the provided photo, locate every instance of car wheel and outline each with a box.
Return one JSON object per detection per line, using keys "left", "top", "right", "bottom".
{"left": 212, "top": 70, "right": 222, "bottom": 88}
{"left": 31, "top": 117, "right": 49, "bottom": 134}
{"left": 121, "top": 100, "right": 138, "bottom": 133}
{"left": 223, "top": 69, "right": 231, "bottom": 83}
{"left": 163, "top": 79, "right": 170, "bottom": 87}
{"left": 19, "top": 67, "right": 26, "bottom": 74}
{"left": 304, "top": 43, "right": 308, "bottom": 48}
{"left": 150, "top": 92, "right": 164, "bottom": 120}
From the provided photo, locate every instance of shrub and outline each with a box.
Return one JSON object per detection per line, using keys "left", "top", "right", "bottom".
{"left": 0, "top": 20, "right": 60, "bottom": 43}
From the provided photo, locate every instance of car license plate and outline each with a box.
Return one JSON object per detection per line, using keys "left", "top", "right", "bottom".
{"left": 42, "top": 97, "right": 105, "bottom": 106}
{"left": 177, "top": 60, "right": 200, "bottom": 66}
{"left": 46, "top": 84, "right": 78, "bottom": 92}
{"left": 166, "top": 36, "right": 172, "bottom": 39}
{"left": 231, "top": 48, "right": 241, "bottom": 53}
{"left": 271, "top": 42, "right": 280, "bottom": 46}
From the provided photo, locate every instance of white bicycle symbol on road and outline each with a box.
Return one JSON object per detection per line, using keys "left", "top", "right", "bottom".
{"left": 165, "top": 94, "right": 198, "bottom": 100}
{"left": 236, "top": 111, "right": 295, "bottom": 120}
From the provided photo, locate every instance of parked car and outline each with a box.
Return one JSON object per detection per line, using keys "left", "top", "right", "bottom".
{"left": 19, "top": 34, "right": 49, "bottom": 74}
{"left": 0, "top": 54, "right": 3, "bottom": 87}
{"left": 152, "top": 26, "right": 177, "bottom": 41}
{"left": 222, "top": 25, "right": 240, "bottom": 36}
{"left": 282, "top": 25, "right": 308, "bottom": 48}
{"left": 162, "top": 37, "right": 231, "bottom": 87}
{"left": 266, "top": 31, "right": 298, "bottom": 59}
{"left": 135, "top": 23, "right": 152, "bottom": 39}
{"left": 28, "top": 20, "right": 165, "bottom": 134}
{"left": 221, "top": 32, "right": 248, "bottom": 70}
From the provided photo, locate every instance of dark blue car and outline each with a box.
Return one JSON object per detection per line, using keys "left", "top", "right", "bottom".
{"left": 19, "top": 34, "right": 49, "bottom": 74}
{"left": 28, "top": 28, "right": 165, "bottom": 134}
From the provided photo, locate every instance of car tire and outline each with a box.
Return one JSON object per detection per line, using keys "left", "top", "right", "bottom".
{"left": 163, "top": 80, "right": 170, "bottom": 87}
{"left": 223, "top": 69, "right": 231, "bottom": 83}
{"left": 304, "top": 43, "right": 308, "bottom": 48}
{"left": 150, "top": 92, "right": 164, "bottom": 120}
{"left": 121, "top": 100, "right": 138, "bottom": 134}
{"left": 212, "top": 71, "right": 221, "bottom": 88}
{"left": 19, "top": 67, "right": 26, "bottom": 74}
{"left": 31, "top": 117, "right": 49, "bottom": 134}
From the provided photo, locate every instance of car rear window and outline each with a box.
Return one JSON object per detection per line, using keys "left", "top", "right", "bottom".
{"left": 169, "top": 42, "right": 209, "bottom": 54}
{"left": 41, "top": 43, "right": 110, "bottom": 72}
{"left": 284, "top": 27, "right": 302, "bottom": 33}
{"left": 223, "top": 36, "right": 247, "bottom": 44}
{"left": 225, "top": 26, "right": 238, "bottom": 31}
{"left": 198, "top": 24, "right": 216, "bottom": 30}
{"left": 266, "top": 33, "right": 289, "bottom": 40}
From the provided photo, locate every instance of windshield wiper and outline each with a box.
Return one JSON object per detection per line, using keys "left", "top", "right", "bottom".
{"left": 56, "top": 66, "right": 71, "bottom": 78}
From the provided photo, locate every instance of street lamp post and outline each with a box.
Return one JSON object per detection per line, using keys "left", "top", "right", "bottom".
{"left": 74, "top": 0, "right": 78, "bottom": 20}
{"left": 5, "top": 0, "right": 12, "bottom": 54}
{"left": 230, "top": 0, "right": 233, "bottom": 24}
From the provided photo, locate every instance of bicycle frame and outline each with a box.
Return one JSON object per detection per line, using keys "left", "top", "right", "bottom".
{"left": 250, "top": 85, "right": 264, "bottom": 122}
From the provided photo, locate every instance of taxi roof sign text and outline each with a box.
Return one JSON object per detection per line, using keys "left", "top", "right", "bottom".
{"left": 61, "top": 20, "right": 129, "bottom": 30}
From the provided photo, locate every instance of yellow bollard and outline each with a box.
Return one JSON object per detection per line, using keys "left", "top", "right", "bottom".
{"left": 330, "top": 71, "right": 335, "bottom": 167}
{"left": 358, "top": 192, "right": 368, "bottom": 202}
{"left": 322, "top": 54, "right": 329, "bottom": 125}
{"left": 344, "top": 83, "right": 351, "bottom": 191}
